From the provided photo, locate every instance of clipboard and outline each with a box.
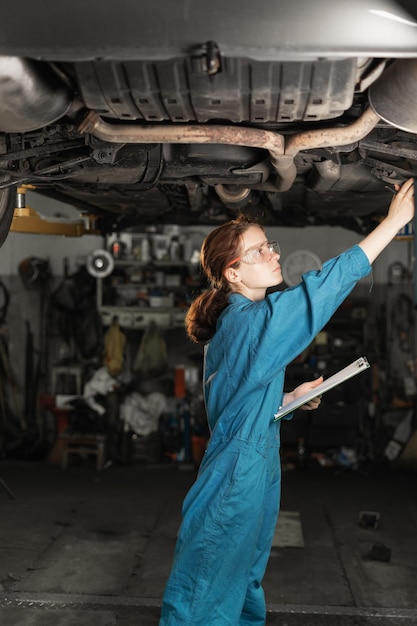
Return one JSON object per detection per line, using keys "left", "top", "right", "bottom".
{"left": 274, "top": 356, "right": 370, "bottom": 421}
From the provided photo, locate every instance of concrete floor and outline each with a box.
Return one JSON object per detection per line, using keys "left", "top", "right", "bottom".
{"left": 0, "top": 457, "right": 416, "bottom": 625}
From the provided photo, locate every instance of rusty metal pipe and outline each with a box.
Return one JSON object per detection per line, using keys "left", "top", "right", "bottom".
{"left": 78, "top": 108, "right": 381, "bottom": 193}
{"left": 79, "top": 111, "right": 285, "bottom": 157}
{"left": 270, "top": 108, "right": 380, "bottom": 190}
{"left": 284, "top": 107, "right": 380, "bottom": 157}
{"left": 78, "top": 110, "right": 292, "bottom": 188}
{"left": 215, "top": 184, "right": 251, "bottom": 204}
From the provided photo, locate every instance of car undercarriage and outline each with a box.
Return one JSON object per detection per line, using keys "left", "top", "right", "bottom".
{"left": 1, "top": 0, "right": 417, "bottom": 243}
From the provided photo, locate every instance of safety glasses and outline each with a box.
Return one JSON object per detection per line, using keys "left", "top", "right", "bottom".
{"left": 227, "top": 240, "right": 280, "bottom": 267}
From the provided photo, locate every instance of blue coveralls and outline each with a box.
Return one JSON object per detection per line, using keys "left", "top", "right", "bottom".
{"left": 159, "top": 245, "right": 371, "bottom": 626}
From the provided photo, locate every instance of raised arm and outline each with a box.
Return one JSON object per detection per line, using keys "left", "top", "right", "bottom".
{"left": 358, "top": 178, "right": 415, "bottom": 264}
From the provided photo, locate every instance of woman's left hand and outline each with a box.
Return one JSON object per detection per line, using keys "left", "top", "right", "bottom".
{"left": 283, "top": 376, "right": 324, "bottom": 411}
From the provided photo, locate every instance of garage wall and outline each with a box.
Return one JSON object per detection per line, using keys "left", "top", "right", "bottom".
{"left": 273, "top": 225, "right": 414, "bottom": 286}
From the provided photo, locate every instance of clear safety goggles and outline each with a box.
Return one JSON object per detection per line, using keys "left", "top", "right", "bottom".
{"left": 227, "top": 240, "right": 280, "bottom": 267}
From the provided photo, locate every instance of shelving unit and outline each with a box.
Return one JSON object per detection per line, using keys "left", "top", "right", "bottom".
{"left": 96, "top": 258, "right": 204, "bottom": 329}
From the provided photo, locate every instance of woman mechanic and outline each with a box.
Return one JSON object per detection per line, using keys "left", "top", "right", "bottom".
{"left": 159, "top": 178, "right": 415, "bottom": 626}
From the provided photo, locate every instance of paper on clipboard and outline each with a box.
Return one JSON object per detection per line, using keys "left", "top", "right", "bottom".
{"left": 274, "top": 356, "right": 370, "bottom": 421}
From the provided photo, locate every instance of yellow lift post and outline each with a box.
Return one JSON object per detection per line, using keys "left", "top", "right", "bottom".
{"left": 10, "top": 186, "right": 99, "bottom": 237}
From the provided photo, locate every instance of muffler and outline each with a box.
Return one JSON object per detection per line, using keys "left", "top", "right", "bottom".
{"left": 0, "top": 56, "right": 72, "bottom": 132}
{"left": 368, "top": 58, "right": 417, "bottom": 133}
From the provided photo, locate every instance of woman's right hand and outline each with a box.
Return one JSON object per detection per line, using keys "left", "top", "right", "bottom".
{"left": 359, "top": 177, "right": 415, "bottom": 264}
{"left": 387, "top": 178, "right": 415, "bottom": 229}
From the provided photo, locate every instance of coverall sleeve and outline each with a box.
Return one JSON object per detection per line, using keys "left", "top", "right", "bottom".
{"left": 245, "top": 245, "right": 370, "bottom": 384}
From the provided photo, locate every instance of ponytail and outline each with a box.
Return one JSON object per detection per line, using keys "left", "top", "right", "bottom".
{"left": 185, "top": 288, "right": 230, "bottom": 343}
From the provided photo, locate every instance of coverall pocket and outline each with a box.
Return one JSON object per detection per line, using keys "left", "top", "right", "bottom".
{"left": 214, "top": 443, "right": 268, "bottom": 532}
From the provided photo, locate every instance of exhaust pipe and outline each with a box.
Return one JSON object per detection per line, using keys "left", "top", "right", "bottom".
{"left": 79, "top": 108, "right": 379, "bottom": 192}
